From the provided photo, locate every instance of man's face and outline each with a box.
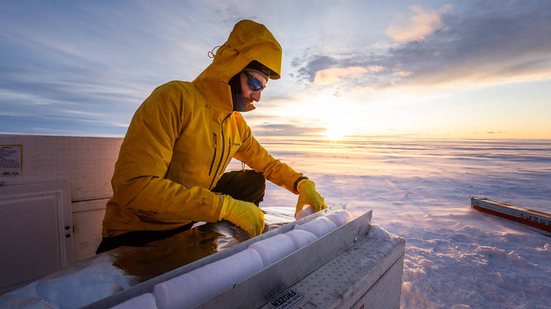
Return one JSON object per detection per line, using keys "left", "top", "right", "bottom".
{"left": 240, "top": 70, "right": 268, "bottom": 104}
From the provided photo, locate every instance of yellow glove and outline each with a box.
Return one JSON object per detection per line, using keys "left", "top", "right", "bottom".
{"left": 295, "top": 179, "right": 327, "bottom": 218}
{"left": 219, "top": 195, "right": 265, "bottom": 237}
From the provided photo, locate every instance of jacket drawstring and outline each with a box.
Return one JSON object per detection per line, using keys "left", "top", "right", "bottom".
{"left": 207, "top": 42, "right": 229, "bottom": 58}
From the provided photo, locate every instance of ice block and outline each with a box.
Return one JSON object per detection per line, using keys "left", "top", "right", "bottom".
{"left": 296, "top": 216, "right": 337, "bottom": 237}
{"left": 153, "top": 248, "right": 263, "bottom": 309}
{"left": 249, "top": 234, "right": 297, "bottom": 267}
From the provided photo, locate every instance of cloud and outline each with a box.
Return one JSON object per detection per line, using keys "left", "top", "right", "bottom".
{"left": 292, "top": 1, "right": 551, "bottom": 90}
{"left": 0, "top": 114, "right": 127, "bottom": 136}
{"left": 388, "top": 1, "right": 551, "bottom": 86}
{"left": 386, "top": 5, "right": 453, "bottom": 43}
{"left": 252, "top": 123, "right": 325, "bottom": 137}
{"left": 292, "top": 54, "right": 338, "bottom": 82}
{"left": 313, "top": 66, "right": 383, "bottom": 85}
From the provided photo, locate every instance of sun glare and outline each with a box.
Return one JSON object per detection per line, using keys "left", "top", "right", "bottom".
{"left": 324, "top": 123, "right": 347, "bottom": 140}
{"left": 310, "top": 94, "right": 357, "bottom": 140}
{"left": 273, "top": 91, "right": 369, "bottom": 140}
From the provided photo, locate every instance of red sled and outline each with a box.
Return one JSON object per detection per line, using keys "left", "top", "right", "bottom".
{"left": 471, "top": 197, "right": 551, "bottom": 236}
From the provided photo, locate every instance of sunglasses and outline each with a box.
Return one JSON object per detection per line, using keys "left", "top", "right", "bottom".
{"left": 245, "top": 72, "right": 266, "bottom": 92}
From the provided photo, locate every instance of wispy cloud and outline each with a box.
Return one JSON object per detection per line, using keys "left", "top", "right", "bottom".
{"left": 252, "top": 123, "right": 325, "bottom": 137}
{"left": 385, "top": 5, "right": 453, "bottom": 43}
{"left": 292, "top": 1, "right": 551, "bottom": 90}
{"left": 0, "top": 114, "right": 128, "bottom": 136}
{"left": 0, "top": 1, "right": 217, "bottom": 135}
{"left": 314, "top": 66, "right": 383, "bottom": 86}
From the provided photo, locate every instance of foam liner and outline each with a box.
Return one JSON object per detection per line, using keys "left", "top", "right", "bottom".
{"left": 153, "top": 248, "right": 263, "bottom": 309}
{"left": 111, "top": 293, "right": 157, "bottom": 309}
{"left": 249, "top": 234, "right": 297, "bottom": 267}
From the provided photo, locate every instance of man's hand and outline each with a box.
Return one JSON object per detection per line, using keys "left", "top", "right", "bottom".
{"left": 295, "top": 179, "right": 327, "bottom": 218}
{"left": 219, "top": 195, "right": 265, "bottom": 236}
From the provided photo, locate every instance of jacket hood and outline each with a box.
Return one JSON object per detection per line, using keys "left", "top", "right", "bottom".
{"left": 195, "top": 20, "right": 282, "bottom": 85}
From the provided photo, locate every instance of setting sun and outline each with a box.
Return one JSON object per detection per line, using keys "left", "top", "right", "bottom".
{"left": 303, "top": 94, "right": 359, "bottom": 140}
{"left": 324, "top": 126, "right": 345, "bottom": 140}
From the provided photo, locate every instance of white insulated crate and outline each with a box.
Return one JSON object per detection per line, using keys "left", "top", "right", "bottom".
{"left": 0, "top": 134, "right": 122, "bottom": 291}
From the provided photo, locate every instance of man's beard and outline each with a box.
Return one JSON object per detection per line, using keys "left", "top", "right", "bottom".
{"left": 229, "top": 73, "right": 249, "bottom": 112}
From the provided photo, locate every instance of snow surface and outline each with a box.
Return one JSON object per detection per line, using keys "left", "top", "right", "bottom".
{"left": 1, "top": 138, "right": 549, "bottom": 308}
{"left": 255, "top": 137, "right": 551, "bottom": 308}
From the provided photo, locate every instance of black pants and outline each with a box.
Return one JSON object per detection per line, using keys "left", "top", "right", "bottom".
{"left": 96, "top": 170, "right": 265, "bottom": 254}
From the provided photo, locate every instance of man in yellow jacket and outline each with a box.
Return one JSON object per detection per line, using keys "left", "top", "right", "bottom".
{"left": 97, "top": 19, "right": 326, "bottom": 253}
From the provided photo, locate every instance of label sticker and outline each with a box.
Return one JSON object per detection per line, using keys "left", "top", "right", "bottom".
{"left": 268, "top": 288, "right": 304, "bottom": 309}
{"left": 0, "top": 145, "right": 22, "bottom": 177}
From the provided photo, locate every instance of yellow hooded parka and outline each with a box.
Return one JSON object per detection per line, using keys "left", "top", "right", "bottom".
{"left": 102, "top": 20, "right": 303, "bottom": 237}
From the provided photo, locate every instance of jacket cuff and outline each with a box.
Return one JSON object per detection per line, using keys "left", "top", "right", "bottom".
{"left": 293, "top": 176, "right": 309, "bottom": 194}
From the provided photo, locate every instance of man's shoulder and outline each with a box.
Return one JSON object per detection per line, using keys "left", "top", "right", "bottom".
{"left": 232, "top": 111, "right": 247, "bottom": 122}
{"left": 158, "top": 80, "right": 193, "bottom": 90}
{"left": 231, "top": 112, "right": 252, "bottom": 132}
{"left": 149, "top": 80, "right": 198, "bottom": 98}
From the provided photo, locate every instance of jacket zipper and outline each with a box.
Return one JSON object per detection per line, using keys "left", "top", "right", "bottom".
{"left": 208, "top": 133, "right": 218, "bottom": 176}
{"left": 210, "top": 129, "right": 226, "bottom": 188}
{"left": 209, "top": 114, "right": 232, "bottom": 189}
{"left": 220, "top": 137, "right": 233, "bottom": 171}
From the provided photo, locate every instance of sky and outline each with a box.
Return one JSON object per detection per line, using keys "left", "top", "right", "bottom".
{"left": 1, "top": 0, "right": 550, "bottom": 139}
